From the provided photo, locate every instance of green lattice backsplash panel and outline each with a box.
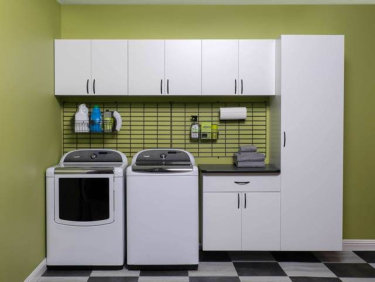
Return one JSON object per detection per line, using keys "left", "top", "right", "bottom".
{"left": 63, "top": 102, "right": 267, "bottom": 158}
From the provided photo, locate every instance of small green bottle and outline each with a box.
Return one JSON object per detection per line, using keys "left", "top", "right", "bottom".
{"left": 103, "top": 110, "right": 114, "bottom": 133}
{"left": 190, "top": 115, "right": 200, "bottom": 140}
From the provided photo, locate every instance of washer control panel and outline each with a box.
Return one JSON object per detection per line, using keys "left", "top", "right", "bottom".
{"left": 63, "top": 150, "right": 123, "bottom": 163}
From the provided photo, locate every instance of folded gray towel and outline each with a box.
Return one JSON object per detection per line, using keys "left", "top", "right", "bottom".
{"left": 239, "top": 145, "right": 257, "bottom": 152}
{"left": 234, "top": 152, "right": 265, "bottom": 162}
{"left": 235, "top": 161, "right": 266, "bottom": 168}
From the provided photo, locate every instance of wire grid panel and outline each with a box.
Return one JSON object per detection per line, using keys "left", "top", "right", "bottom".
{"left": 63, "top": 102, "right": 267, "bottom": 158}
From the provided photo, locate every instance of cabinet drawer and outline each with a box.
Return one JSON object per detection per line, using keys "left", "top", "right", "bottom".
{"left": 203, "top": 174, "right": 280, "bottom": 192}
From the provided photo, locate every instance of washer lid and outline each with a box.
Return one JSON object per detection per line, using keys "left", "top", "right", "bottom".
{"left": 54, "top": 167, "right": 115, "bottom": 174}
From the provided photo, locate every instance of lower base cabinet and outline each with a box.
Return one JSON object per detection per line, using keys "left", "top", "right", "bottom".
{"left": 203, "top": 193, "right": 242, "bottom": 250}
{"left": 203, "top": 192, "right": 280, "bottom": 251}
{"left": 242, "top": 193, "right": 280, "bottom": 250}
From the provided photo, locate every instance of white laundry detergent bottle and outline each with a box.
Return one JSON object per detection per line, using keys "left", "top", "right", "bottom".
{"left": 74, "top": 104, "right": 89, "bottom": 133}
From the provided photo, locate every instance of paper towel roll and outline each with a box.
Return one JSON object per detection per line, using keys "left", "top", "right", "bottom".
{"left": 220, "top": 107, "right": 247, "bottom": 120}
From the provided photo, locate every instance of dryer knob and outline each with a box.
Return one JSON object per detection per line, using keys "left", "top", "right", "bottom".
{"left": 91, "top": 153, "right": 97, "bottom": 160}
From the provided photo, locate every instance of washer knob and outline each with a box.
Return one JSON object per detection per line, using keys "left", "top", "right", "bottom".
{"left": 160, "top": 153, "right": 167, "bottom": 160}
{"left": 90, "top": 153, "right": 97, "bottom": 160}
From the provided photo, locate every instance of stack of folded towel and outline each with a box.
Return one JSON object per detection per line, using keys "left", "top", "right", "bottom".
{"left": 234, "top": 145, "right": 265, "bottom": 168}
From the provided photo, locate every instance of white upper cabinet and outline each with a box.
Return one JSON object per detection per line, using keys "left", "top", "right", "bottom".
{"left": 202, "top": 40, "right": 239, "bottom": 95}
{"left": 91, "top": 40, "right": 127, "bottom": 95}
{"left": 128, "top": 40, "right": 165, "bottom": 95}
{"left": 55, "top": 39, "right": 276, "bottom": 96}
{"left": 202, "top": 40, "right": 275, "bottom": 95}
{"left": 165, "top": 40, "right": 201, "bottom": 95}
{"left": 239, "top": 40, "right": 275, "bottom": 95}
{"left": 55, "top": 40, "right": 127, "bottom": 95}
{"left": 55, "top": 40, "right": 91, "bottom": 95}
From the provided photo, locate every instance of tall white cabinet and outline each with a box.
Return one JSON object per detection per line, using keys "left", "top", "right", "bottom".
{"left": 279, "top": 35, "right": 344, "bottom": 250}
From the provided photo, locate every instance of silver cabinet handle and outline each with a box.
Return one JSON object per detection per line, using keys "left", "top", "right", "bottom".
{"left": 283, "top": 131, "right": 286, "bottom": 147}
{"left": 237, "top": 193, "right": 240, "bottom": 209}
{"left": 160, "top": 79, "right": 163, "bottom": 94}
{"left": 167, "top": 79, "right": 169, "bottom": 94}
{"left": 244, "top": 193, "right": 247, "bottom": 209}
{"left": 86, "top": 79, "right": 89, "bottom": 94}
{"left": 235, "top": 79, "right": 237, "bottom": 94}
{"left": 93, "top": 79, "right": 96, "bottom": 94}
{"left": 241, "top": 79, "right": 243, "bottom": 94}
{"left": 234, "top": 181, "right": 250, "bottom": 185}
{"left": 113, "top": 190, "right": 115, "bottom": 211}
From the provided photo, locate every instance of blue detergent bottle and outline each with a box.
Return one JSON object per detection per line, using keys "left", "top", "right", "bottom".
{"left": 90, "top": 105, "right": 103, "bottom": 133}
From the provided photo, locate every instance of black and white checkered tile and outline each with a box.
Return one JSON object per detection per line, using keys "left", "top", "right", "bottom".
{"left": 36, "top": 251, "right": 375, "bottom": 282}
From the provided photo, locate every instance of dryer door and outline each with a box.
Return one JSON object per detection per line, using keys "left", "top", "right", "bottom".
{"left": 54, "top": 174, "right": 115, "bottom": 226}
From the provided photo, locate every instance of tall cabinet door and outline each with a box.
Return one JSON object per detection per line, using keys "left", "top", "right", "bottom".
{"left": 202, "top": 40, "right": 239, "bottom": 95}
{"left": 128, "top": 40, "right": 164, "bottom": 95}
{"left": 55, "top": 40, "right": 91, "bottom": 95}
{"left": 91, "top": 40, "right": 127, "bottom": 95}
{"left": 242, "top": 192, "right": 280, "bottom": 250}
{"left": 165, "top": 40, "right": 201, "bottom": 95}
{"left": 281, "top": 35, "right": 344, "bottom": 250}
{"left": 239, "top": 40, "right": 275, "bottom": 95}
{"left": 203, "top": 193, "right": 242, "bottom": 250}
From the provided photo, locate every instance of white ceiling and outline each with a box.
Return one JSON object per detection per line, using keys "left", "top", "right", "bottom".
{"left": 57, "top": 0, "right": 375, "bottom": 5}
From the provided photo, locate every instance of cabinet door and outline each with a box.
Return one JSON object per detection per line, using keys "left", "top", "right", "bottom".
{"left": 239, "top": 40, "right": 275, "bottom": 95}
{"left": 280, "top": 35, "right": 344, "bottom": 250}
{"left": 128, "top": 40, "right": 164, "bottom": 95}
{"left": 91, "top": 40, "right": 127, "bottom": 95}
{"left": 242, "top": 192, "right": 280, "bottom": 250}
{"left": 202, "top": 40, "right": 239, "bottom": 95}
{"left": 55, "top": 40, "right": 91, "bottom": 95}
{"left": 165, "top": 40, "right": 201, "bottom": 95}
{"left": 203, "top": 192, "right": 242, "bottom": 250}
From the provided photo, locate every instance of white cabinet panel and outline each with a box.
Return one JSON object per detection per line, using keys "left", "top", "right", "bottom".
{"left": 203, "top": 193, "right": 242, "bottom": 250}
{"left": 55, "top": 40, "right": 91, "bottom": 95}
{"left": 239, "top": 40, "right": 275, "bottom": 95}
{"left": 165, "top": 40, "right": 201, "bottom": 95}
{"left": 127, "top": 175, "right": 198, "bottom": 265}
{"left": 242, "top": 192, "right": 280, "bottom": 250}
{"left": 203, "top": 174, "right": 280, "bottom": 192}
{"left": 128, "top": 40, "right": 164, "bottom": 95}
{"left": 280, "top": 35, "right": 344, "bottom": 250}
{"left": 91, "top": 40, "right": 127, "bottom": 95}
{"left": 202, "top": 40, "right": 239, "bottom": 95}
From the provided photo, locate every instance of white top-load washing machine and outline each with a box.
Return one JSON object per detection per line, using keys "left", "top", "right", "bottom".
{"left": 46, "top": 149, "right": 127, "bottom": 269}
{"left": 127, "top": 149, "right": 199, "bottom": 270}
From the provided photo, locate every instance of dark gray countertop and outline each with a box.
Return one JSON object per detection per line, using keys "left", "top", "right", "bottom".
{"left": 199, "top": 164, "right": 280, "bottom": 174}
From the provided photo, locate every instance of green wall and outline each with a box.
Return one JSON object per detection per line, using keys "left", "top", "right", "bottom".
{"left": 60, "top": 5, "right": 375, "bottom": 240}
{"left": 0, "top": 0, "right": 61, "bottom": 281}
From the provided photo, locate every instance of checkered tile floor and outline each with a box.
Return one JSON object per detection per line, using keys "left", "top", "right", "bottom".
{"left": 35, "top": 251, "right": 375, "bottom": 282}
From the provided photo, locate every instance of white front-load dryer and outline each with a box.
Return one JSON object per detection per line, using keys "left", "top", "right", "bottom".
{"left": 126, "top": 149, "right": 199, "bottom": 270}
{"left": 46, "top": 149, "right": 127, "bottom": 269}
